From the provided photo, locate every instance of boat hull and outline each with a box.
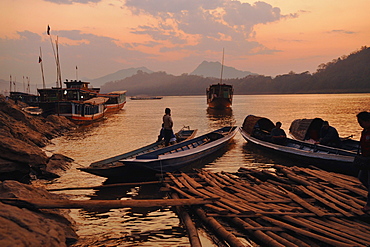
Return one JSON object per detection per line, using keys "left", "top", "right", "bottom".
{"left": 80, "top": 127, "right": 237, "bottom": 179}
{"left": 122, "top": 126, "right": 238, "bottom": 173}
{"left": 240, "top": 127, "right": 358, "bottom": 176}
{"left": 79, "top": 127, "right": 198, "bottom": 178}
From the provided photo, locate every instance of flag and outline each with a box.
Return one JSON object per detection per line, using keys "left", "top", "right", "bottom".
{"left": 47, "top": 25, "right": 50, "bottom": 35}
{"left": 38, "top": 56, "right": 42, "bottom": 63}
{"left": 76, "top": 66, "right": 78, "bottom": 70}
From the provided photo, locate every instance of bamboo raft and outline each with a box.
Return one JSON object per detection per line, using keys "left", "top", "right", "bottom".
{"left": 163, "top": 165, "right": 370, "bottom": 247}
{"left": 2, "top": 165, "right": 370, "bottom": 246}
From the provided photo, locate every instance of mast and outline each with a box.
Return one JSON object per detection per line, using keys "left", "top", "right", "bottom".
{"left": 219, "top": 48, "right": 224, "bottom": 85}
{"left": 39, "top": 47, "right": 46, "bottom": 88}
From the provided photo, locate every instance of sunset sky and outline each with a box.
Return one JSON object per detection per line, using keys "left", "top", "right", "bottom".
{"left": 1, "top": 0, "right": 369, "bottom": 86}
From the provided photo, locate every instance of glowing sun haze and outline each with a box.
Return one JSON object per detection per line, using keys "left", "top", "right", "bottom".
{"left": 1, "top": 0, "right": 369, "bottom": 85}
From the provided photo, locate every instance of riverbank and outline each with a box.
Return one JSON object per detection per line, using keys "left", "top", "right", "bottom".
{"left": 0, "top": 94, "right": 78, "bottom": 246}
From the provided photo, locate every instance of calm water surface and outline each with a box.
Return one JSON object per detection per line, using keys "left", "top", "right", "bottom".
{"left": 43, "top": 94, "right": 370, "bottom": 246}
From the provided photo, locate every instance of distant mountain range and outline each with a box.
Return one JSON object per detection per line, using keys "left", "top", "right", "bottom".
{"left": 83, "top": 67, "right": 154, "bottom": 87}
{"left": 1, "top": 46, "right": 369, "bottom": 96}
{"left": 83, "top": 61, "right": 256, "bottom": 87}
{"left": 190, "top": 61, "right": 257, "bottom": 79}
{"left": 101, "top": 46, "right": 370, "bottom": 95}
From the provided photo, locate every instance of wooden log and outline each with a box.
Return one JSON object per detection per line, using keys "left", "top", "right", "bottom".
{"left": 231, "top": 217, "right": 286, "bottom": 247}
{"left": 166, "top": 184, "right": 195, "bottom": 199}
{"left": 167, "top": 172, "right": 186, "bottom": 189}
{"left": 323, "top": 186, "right": 366, "bottom": 208}
{"left": 307, "top": 185, "right": 364, "bottom": 216}
{"left": 328, "top": 217, "right": 370, "bottom": 243}
{"left": 200, "top": 170, "right": 225, "bottom": 188}
{"left": 298, "top": 185, "right": 353, "bottom": 217}
{"left": 171, "top": 192, "right": 202, "bottom": 247}
{"left": 0, "top": 197, "right": 217, "bottom": 209}
{"left": 242, "top": 217, "right": 299, "bottom": 247}
{"left": 281, "top": 216, "right": 362, "bottom": 246}
{"left": 204, "top": 204, "right": 229, "bottom": 215}
{"left": 196, "top": 171, "right": 219, "bottom": 187}
{"left": 206, "top": 212, "right": 342, "bottom": 217}
{"left": 47, "top": 180, "right": 162, "bottom": 191}
{"left": 262, "top": 216, "right": 356, "bottom": 247}
{"left": 278, "top": 186, "right": 327, "bottom": 217}
{"left": 278, "top": 232, "right": 312, "bottom": 247}
{"left": 194, "top": 207, "right": 247, "bottom": 247}
{"left": 181, "top": 172, "right": 204, "bottom": 189}
{"left": 307, "top": 217, "right": 370, "bottom": 244}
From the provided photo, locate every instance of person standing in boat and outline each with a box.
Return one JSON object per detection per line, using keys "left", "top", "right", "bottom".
{"left": 356, "top": 111, "right": 370, "bottom": 213}
{"left": 163, "top": 108, "right": 174, "bottom": 146}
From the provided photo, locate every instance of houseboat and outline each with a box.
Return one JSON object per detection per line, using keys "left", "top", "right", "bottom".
{"left": 206, "top": 83, "right": 233, "bottom": 109}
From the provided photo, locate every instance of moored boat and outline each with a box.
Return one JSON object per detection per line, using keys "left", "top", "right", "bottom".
{"left": 80, "top": 126, "right": 237, "bottom": 180}
{"left": 79, "top": 126, "right": 198, "bottom": 179}
{"left": 102, "top": 91, "right": 127, "bottom": 113}
{"left": 240, "top": 115, "right": 358, "bottom": 176}
{"left": 38, "top": 80, "right": 126, "bottom": 124}
{"left": 206, "top": 83, "right": 233, "bottom": 109}
{"left": 289, "top": 117, "right": 359, "bottom": 151}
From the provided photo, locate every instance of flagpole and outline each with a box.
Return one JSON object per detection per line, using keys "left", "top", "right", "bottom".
{"left": 39, "top": 47, "right": 46, "bottom": 89}
{"left": 9, "top": 75, "right": 12, "bottom": 92}
{"left": 56, "top": 36, "right": 62, "bottom": 88}
{"left": 76, "top": 66, "right": 78, "bottom": 81}
{"left": 47, "top": 25, "right": 59, "bottom": 88}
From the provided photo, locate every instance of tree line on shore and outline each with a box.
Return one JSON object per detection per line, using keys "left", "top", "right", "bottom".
{"left": 101, "top": 46, "right": 370, "bottom": 96}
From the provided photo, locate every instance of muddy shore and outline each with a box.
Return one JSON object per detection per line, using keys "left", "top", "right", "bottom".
{"left": 0, "top": 94, "right": 78, "bottom": 246}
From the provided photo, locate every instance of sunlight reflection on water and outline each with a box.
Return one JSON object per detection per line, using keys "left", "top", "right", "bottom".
{"left": 43, "top": 93, "right": 370, "bottom": 246}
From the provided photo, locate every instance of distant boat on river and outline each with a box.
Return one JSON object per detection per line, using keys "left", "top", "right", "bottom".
{"left": 206, "top": 83, "right": 233, "bottom": 109}
{"left": 38, "top": 80, "right": 126, "bottom": 124}
{"left": 206, "top": 49, "right": 233, "bottom": 109}
{"left": 130, "top": 95, "right": 163, "bottom": 100}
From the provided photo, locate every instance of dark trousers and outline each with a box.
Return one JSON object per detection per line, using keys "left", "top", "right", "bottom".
{"left": 164, "top": 129, "right": 173, "bottom": 146}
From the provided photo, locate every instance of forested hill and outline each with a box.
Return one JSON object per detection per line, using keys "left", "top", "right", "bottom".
{"left": 101, "top": 46, "right": 370, "bottom": 95}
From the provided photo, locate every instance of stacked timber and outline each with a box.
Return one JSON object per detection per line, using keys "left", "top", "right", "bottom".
{"left": 164, "top": 165, "right": 370, "bottom": 247}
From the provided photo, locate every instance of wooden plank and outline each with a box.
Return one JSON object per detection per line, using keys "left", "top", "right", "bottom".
{"left": 47, "top": 180, "right": 161, "bottom": 191}
{"left": 278, "top": 186, "right": 327, "bottom": 217}
{"left": 262, "top": 216, "right": 356, "bottom": 247}
{"left": 181, "top": 172, "right": 203, "bottom": 189}
{"left": 195, "top": 208, "right": 247, "bottom": 247}
{"left": 171, "top": 192, "right": 202, "bottom": 247}
{"left": 0, "top": 197, "right": 218, "bottom": 209}
{"left": 298, "top": 185, "right": 353, "bottom": 217}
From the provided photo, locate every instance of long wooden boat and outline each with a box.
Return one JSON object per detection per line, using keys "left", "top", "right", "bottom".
{"left": 240, "top": 115, "right": 358, "bottom": 176}
{"left": 79, "top": 127, "right": 198, "bottom": 178}
{"left": 38, "top": 80, "right": 126, "bottom": 124}
{"left": 80, "top": 126, "right": 237, "bottom": 179}
{"left": 57, "top": 97, "right": 108, "bottom": 124}
{"left": 121, "top": 126, "right": 237, "bottom": 172}
{"left": 289, "top": 117, "right": 359, "bottom": 151}
{"left": 130, "top": 95, "right": 162, "bottom": 100}
{"left": 102, "top": 91, "right": 127, "bottom": 113}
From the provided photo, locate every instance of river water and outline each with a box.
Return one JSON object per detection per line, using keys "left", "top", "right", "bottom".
{"left": 43, "top": 94, "right": 369, "bottom": 246}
